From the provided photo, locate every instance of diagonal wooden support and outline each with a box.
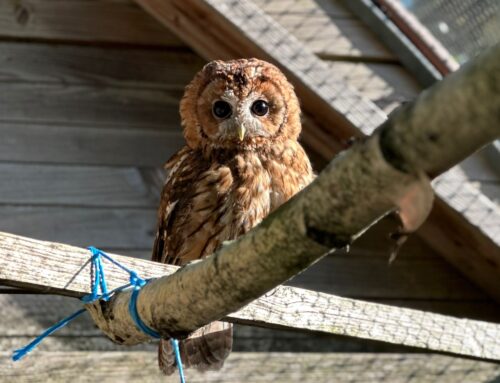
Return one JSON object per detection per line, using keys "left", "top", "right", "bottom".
{"left": 0, "top": 231, "right": 499, "bottom": 361}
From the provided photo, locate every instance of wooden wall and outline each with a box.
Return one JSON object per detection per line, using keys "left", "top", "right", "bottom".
{"left": 0, "top": 0, "right": 499, "bottom": 381}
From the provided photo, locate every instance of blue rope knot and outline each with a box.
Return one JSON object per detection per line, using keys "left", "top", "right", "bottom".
{"left": 129, "top": 271, "right": 146, "bottom": 288}
{"left": 12, "top": 247, "right": 186, "bottom": 383}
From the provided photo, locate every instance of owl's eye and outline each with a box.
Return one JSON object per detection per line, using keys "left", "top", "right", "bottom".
{"left": 212, "top": 101, "right": 232, "bottom": 119}
{"left": 251, "top": 100, "right": 269, "bottom": 116}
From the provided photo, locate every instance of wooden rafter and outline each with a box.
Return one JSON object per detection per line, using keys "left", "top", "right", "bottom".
{"left": 133, "top": 0, "right": 500, "bottom": 302}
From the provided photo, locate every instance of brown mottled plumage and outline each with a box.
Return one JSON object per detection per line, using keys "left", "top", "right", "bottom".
{"left": 152, "top": 58, "right": 314, "bottom": 375}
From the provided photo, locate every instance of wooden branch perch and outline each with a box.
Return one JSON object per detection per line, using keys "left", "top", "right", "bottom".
{"left": 1, "top": 232, "right": 500, "bottom": 361}
{"left": 0, "top": 41, "right": 499, "bottom": 361}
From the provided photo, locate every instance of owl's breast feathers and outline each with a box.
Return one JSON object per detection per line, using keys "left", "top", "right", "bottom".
{"left": 152, "top": 140, "right": 313, "bottom": 266}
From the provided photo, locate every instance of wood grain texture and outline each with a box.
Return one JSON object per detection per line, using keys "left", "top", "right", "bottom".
{"left": 0, "top": 232, "right": 499, "bottom": 360}
{"left": 0, "top": 207, "right": 156, "bottom": 249}
{"left": 288, "top": 253, "right": 486, "bottom": 300}
{"left": 1, "top": 295, "right": 498, "bottom": 356}
{"left": 118, "top": 246, "right": 490, "bottom": 301}
{"left": 0, "top": 123, "right": 183, "bottom": 167}
{"left": 0, "top": 42, "right": 415, "bottom": 116}
{"left": 2, "top": 294, "right": 499, "bottom": 340}
{"left": 0, "top": 83, "right": 180, "bottom": 127}
{"left": 0, "top": 293, "right": 412, "bottom": 354}
{"left": 3, "top": 352, "right": 500, "bottom": 383}
{"left": 0, "top": 0, "right": 182, "bottom": 47}
{"left": 0, "top": 164, "right": 162, "bottom": 207}
{"left": 0, "top": 42, "right": 203, "bottom": 88}
{"left": 0, "top": 334, "right": 409, "bottom": 355}
{"left": 0, "top": 294, "right": 412, "bottom": 354}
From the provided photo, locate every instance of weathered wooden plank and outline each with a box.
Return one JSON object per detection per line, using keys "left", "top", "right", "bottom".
{"left": 0, "top": 232, "right": 499, "bottom": 360}
{"left": 432, "top": 167, "right": 500, "bottom": 244}
{"left": 0, "top": 293, "right": 409, "bottom": 353}
{"left": 0, "top": 83, "right": 181, "bottom": 127}
{"left": 0, "top": 43, "right": 413, "bottom": 137}
{"left": 2, "top": 295, "right": 498, "bottom": 339}
{"left": 0, "top": 123, "right": 183, "bottom": 167}
{"left": 461, "top": 149, "right": 500, "bottom": 182}
{"left": 0, "top": 292, "right": 409, "bottom": 353}
{"left": 0, "top": 0, "right": 183, "bottom": 47}
{"left": 289, "top": 254, "right": 486, "bottom": 299}
{"left": 0, "top": 242, "right": 488, "bottom": 300}
{"left": 0, "top": 231, "right": 487, "bottom": 300}
{"left": 0, "top": 42, "right": 203, "bottom": 88}
{"left": 3, "top": 352, "right": 500, "bottom": 383}
{"left": 0, "top": 336, "right": 156, "bottom": 353}
{"left": 0, "top": 333, "right": 407, "bottom": 354}
{"left": 0, "top": 164, "right": 163, "bottom": 208}
{"left": 0, "top": 208, "right": 156, "bottom": 249}
{"left": 1, "top": 298, "right": 498, "bottom": 356}
{"left": 0, "top": 43, "right": 414, "bottom": 116}
{"left": 419, "top": 199, "right": 500, "bottom": 296}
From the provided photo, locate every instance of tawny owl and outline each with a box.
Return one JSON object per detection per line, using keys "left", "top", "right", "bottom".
{"left": 152, "top": 58, "right": 314, "bottom": 375}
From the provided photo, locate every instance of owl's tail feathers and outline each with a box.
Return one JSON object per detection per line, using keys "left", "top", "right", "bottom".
{"left": 158, "top": 321, "right": 233, "bottom": 375}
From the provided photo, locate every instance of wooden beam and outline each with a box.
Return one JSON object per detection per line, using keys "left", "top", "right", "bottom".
{"left": 3, "top": 352, "right": 500, "bottom": 382}
{"left": 133, "top": 0, "right": 500, "bottom": 302}
{"left": 0, "top": 0, "right": 183, "bottom": 47}
{"left": 1, "top": 232, "right": 500, "bottom": 361}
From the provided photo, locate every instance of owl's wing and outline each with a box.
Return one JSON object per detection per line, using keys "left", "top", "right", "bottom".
{"left": 152, "top": 146, "right": 200, "bottom": 264}
{"left": 151, "top": 147, "right": 234, "bottom": 375}
{"left": 152, "top": 146, "right": 234, "bottom": 266}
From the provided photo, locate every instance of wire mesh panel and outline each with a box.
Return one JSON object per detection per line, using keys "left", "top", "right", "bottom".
{"left": 400, "top": 0, "right": 500, "bottom": 63}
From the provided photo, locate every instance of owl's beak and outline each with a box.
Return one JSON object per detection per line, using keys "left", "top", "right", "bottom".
{"left": 237, "top": 124, "right": 246, "bottom": 141}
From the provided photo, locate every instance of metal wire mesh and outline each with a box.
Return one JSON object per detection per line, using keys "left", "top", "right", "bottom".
{"left": 400, "top": 0, "right": 500, "bottom": 64}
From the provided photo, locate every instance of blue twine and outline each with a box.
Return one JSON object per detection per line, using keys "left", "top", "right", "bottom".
{"left": 12, "top": 247, "right": 186, "bottom": 383}
{"left": 12, "top": 308, "right": 86, "bottom": 362}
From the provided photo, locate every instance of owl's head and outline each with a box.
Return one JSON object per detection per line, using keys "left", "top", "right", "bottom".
{"left": 180, "top": 58, "right": 301, "bottom": 151}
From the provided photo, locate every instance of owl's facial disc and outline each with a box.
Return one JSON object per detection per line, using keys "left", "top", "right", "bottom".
{"left": 180, "top": 59, "right": 301, "bottom": 150}
{"left": 211, "top": 89, "right": 272, "bottom": 142}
